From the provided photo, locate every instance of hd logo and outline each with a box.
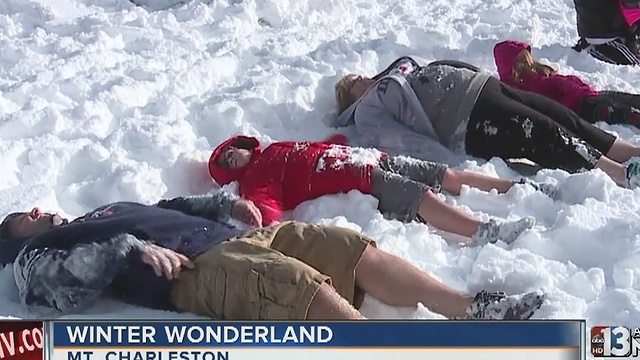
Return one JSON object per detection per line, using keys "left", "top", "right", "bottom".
{"left": 591, "top": 326, "right": 640, "bottom": 357}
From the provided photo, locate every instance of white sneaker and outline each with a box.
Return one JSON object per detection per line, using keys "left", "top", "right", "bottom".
{"left": 463, "top": 290, "right": 546, "bottom": 320}
{"left": 471, "top": 217, "right": 535, "bottom": 246}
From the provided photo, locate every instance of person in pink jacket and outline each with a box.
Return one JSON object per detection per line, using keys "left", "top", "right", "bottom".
{"left": 494, "top": 40, "right": 640, "bottom": 128}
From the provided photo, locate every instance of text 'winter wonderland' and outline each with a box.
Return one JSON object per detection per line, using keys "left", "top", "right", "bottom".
{"left": 64, "top": 325, "right": 334, "bottom": 345}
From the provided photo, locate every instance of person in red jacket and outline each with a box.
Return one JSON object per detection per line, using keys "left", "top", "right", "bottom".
{"left": 494, "top": 40, "right": 640, "bottom": 128}
{"left": 207, "top": 134, "right": 547, "bottom": 247}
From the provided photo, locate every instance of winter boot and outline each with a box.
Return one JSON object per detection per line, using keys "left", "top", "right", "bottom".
{"left": 463, "top": 290, "right": 546, "bottom": 320}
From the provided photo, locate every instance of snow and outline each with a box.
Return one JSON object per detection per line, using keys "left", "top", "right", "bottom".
{"left": 315, "top": 145, "right": 381, "bottom": 172}
{"left": 0, "top": 0, "right": 639, "bottom": 330}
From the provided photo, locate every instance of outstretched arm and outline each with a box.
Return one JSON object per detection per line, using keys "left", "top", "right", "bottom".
{"left": 155, "top": 189, "right": 240, "bottom": 222}
{"left": 354, "top": 85, "right": 456, "bottom": 163}
{"left": 427, "top": 60, "right": 481, "bottom": 72}
{"left": 373, "top": 56, "right": 422, "bottom": 80}
{"left": 358, "top": 113, "right": 455, "bottom": 163}
{"left": 14, "top": 233, "right": 147, "bottom": 315}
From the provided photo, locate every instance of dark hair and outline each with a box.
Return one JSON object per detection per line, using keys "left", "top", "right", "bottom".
{"left": 0, "top": 212, "right": 25, "bottom": 241}
{"left": 217, "top": 147, "right": 232, "bottom": 168}
{"left": 0, "top": 212, "right": 27, "bottom": 267}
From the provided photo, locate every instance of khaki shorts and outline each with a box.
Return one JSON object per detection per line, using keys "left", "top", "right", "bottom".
{"left": 170, "top": 221, "right": 375, "bottom": 320}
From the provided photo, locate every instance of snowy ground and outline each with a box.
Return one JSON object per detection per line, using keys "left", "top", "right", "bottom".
{"left": 1, "top": 0, "right": 640, "bottom": 328}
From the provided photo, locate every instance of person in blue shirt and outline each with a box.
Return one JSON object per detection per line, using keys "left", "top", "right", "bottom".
{"left": 0, "top": 189, "right": 545, "bottom": 320}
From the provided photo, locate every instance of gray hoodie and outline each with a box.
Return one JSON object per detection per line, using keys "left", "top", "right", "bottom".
{"left": 333, "top": 61, "right": 491, "bottom": 160}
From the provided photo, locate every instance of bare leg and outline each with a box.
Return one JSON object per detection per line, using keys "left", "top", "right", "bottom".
{"left": 605, "top": 138, "right": 640, "bottom": 163}
{"left": 306, "top": 282, "right": 366, "bottom": 320}
{"left": 416, "top": 190, "right": 535, "bottom": 246}
{"left": 441, "top": 168, "right": 515, "bottom": 195}
{"left": 355, "top": 245, "right": 473, "bottom": 318}
{"left": 417, "top": 190, "right": 483, "bottom": 240}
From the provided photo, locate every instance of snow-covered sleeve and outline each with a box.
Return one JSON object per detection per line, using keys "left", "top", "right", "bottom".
{"left": 353, "top": 82, "right": 455, "bottom": 163}
{"left": 13, "top": 233, "right": 146, "bottom": 315}
{"left": 155, "top": 189, "right": 240, "bottom": 222}
{"left": 427, "top": 60, "right": 481, "bottom": 72}
{"left": 372, "top": 56, "right": 422, "bottom": 80}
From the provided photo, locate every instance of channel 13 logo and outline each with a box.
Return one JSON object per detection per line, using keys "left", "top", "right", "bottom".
{"left": 591, "top": 326, "right": 640, "bottom": 357}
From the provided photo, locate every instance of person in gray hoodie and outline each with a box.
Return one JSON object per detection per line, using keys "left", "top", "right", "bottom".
{"left": 332, "top": 57, "right": 640, "bottom": 190}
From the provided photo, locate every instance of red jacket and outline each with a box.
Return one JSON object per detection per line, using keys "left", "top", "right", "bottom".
{"left": 208, "top": 134, "right": 384, "bottom": 226}
{"left": 493, "top": 40, "right": 599, "bottom": 112}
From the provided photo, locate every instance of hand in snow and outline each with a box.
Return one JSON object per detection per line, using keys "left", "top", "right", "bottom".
{"left": 232, "top": 199, "right": 262, "bottom": 227}
{"left": 141, "top": 244, "right": 195, "bottom": 280}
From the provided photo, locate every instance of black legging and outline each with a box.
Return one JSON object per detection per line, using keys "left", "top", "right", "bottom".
{"left": 465, "top": 77, "right": 617, "bottom": 173}
{"left": 577, "top": 91, "right": 640, "bottom": 128}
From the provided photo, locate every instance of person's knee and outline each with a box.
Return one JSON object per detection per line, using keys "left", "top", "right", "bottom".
{"left": 441, "top": 168, "right": 458, "bottom": 187}
{"left": 306, "top": 281, "right": 365, "bottom": 320}
{"left": 355, "top": 244, "right": 385, "bottom": 277}
{"left": 421, "top": 187, "right": 439, "bottom": 202}
{"left": 355, "top": 244, "right": 413, "bottom": 289}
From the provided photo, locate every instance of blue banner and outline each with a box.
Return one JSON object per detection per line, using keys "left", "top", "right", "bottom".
{"left": 51, "top": 321, "right": 582, "bottom": 348}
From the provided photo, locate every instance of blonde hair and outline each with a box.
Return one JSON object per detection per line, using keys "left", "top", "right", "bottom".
{"left": 334, "top": 74, "right": 359, "bottom": 115}
{"left": 512, "top": 49, "right": 557, "bottom": 83}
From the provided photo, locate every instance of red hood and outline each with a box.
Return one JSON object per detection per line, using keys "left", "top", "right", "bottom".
{"left": 493, "top": 40, "right": 531, "bottom": 82}
{"left": 208, "top": 135, "right": 262, "bottom": 186}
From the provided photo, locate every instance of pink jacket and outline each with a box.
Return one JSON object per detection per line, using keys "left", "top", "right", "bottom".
{"left": 493, "top": 40, "right": 599, "bottom": 112}
{"left": 620, "top": 0, "right": 640, "bottom": 28}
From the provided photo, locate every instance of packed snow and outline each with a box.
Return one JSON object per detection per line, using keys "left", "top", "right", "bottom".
{"left": 1, "top": 0, "right": 640, "bottom": 330}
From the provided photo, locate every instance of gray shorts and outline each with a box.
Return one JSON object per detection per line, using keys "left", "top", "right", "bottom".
{"left": 371, "top": 156, "right": 448, "bottom": 222}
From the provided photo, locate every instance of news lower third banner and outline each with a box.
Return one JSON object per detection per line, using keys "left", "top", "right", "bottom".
{"left": 45, "top": 320, "right": 585, "bottom": 360}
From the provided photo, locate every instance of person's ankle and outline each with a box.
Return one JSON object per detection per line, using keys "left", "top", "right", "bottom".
{"left": 470, "top": 220, "right": 496, "bottom": 246}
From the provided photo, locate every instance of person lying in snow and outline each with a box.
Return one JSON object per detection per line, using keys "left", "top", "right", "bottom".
{"left": 208, "top": 134, "right": 545, "bottom": 247}
{"left": 331, "top": 57, "right": 640, "bottom": 190}
{"left": 0, "top": 193, "right": 546, "bottom": 320}
{"left": 495, "top": 40, "right": 640, "bottom": 129}
{"left": 572, "top": 0, "right": 640, "bottom": 66}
